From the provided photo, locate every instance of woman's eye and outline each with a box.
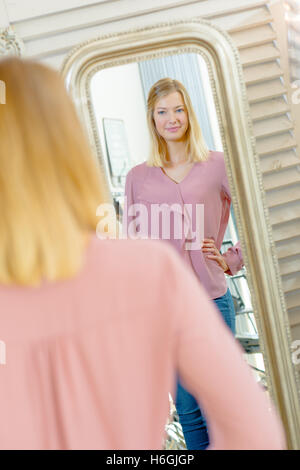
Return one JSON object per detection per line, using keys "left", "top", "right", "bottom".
{"left": 158, "top": 111, "right": 165, "bottom": 115}
{"left": 176, "top": 109, "right": 184, "bottom": 112}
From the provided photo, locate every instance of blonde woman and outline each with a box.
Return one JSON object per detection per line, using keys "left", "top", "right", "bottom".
{"left": 0, "top": 58, "right": 285, "bottom": 450}
{"left": 123, "top": 78, "right": 244, "bottom": 449}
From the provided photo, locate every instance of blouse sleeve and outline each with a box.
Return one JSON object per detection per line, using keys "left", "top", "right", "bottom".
{"left": 222, "top": 241, "right": 244, "bottom": 276}
{"left": 162, "top": 246, "right": 286, "bottom": 450}
{"left": 220, "top": 154, "right": 244, "bottom": 275}
{"left": 122, "top": 170, "right": 136, "bottom": 239}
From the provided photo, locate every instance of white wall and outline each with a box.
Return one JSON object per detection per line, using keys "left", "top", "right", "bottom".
{"left": 91, "top": 62, "right": 150, "bottom": 184}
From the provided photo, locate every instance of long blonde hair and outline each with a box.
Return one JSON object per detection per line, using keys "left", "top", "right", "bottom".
{"left": 146, "top": 78, "right": 210, "bottom": 166}
{"left": 0, "top": 57, "right": 107, "bottom": 286}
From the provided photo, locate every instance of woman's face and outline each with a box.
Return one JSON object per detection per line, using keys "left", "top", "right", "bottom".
{"left": 153, "top": 91, "right": 189, "bottom": 143}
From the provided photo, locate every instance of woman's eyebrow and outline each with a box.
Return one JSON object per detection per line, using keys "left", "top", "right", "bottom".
{"left": 156, "top": 105, "right": 184, "bottom": 110}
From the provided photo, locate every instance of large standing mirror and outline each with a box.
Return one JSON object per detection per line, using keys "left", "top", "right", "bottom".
{"left": 62, "top": 19, "right": 300, "bottom": 449}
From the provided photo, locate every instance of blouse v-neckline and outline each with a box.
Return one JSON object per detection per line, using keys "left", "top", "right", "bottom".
{"left": 158, "top": 163, "right": 197, "bottom": 185}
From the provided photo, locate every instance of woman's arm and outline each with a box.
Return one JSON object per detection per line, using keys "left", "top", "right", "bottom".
{"left": 162, "top": 246, "right": 286, "bottom": 449}
{"left": 202, "top": 238, "right": 243, "bottom": 275}
{"left": 222, "top": 241, "right": 244, "bottom": 275}
{"left": 219, "top": 153, "right": 244, "bottom": 275}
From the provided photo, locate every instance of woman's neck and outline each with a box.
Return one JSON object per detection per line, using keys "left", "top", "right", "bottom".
{"left": 165, "top": 140, "right": 188, "bottom": 167}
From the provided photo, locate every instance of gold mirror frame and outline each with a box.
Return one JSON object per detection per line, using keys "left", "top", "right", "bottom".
{"left": 61, "top": 19, "right": 300, "bottom": 449}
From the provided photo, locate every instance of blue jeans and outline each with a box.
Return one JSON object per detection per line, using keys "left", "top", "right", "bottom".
{"left": 175, "top": 288, "right": 236, "bottom": 450}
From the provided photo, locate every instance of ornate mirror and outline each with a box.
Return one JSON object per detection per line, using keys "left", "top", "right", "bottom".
{"left": 61, "top": 19, "right": 300, "bottom": 449}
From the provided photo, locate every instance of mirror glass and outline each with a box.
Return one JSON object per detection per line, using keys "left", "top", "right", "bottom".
{"left": 90, "top": 52, "right": 267, "bottom": 447}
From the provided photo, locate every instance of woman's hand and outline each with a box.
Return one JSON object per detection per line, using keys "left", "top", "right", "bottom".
{"left": 201, "top": 238, "right": 229, "bottom": 272}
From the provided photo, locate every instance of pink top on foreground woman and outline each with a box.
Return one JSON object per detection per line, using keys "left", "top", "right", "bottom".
{"left": 123, "top": 151, "right": 243, "bottom": 299}
{"left": 0, "top": 235, "right": 285, "bottom": 450}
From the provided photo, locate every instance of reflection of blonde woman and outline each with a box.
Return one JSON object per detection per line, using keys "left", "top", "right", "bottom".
{"left": 124, "top": 78, "right": 244, "bottom": 449}
{"left": 0, "top": 59, "right": 285, "bottom": 450}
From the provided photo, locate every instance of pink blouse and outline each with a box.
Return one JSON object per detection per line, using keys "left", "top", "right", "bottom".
{"left": 123, "top": 151, "right": 243, "bottom": 299}
{"left": 0, "top": 235, "right": 285, "bottom": 449}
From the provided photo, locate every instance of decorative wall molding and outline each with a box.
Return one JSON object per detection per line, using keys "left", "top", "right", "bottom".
{"left": 0, "top": 26, "right": 25, "bottom": 56}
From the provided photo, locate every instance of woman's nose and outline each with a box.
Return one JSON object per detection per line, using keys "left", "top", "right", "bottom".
{"left": 168, "top": 114, "right": 177, "bottom": 123}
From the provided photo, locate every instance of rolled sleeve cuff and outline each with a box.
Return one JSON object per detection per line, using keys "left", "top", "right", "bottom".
{"left": 222, "top": 242, "right": 244, "bottom": 276}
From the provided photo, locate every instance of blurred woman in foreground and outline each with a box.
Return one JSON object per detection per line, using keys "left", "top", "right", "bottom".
{"left": 0, "top": 57, "right": 285, "bottom": 450}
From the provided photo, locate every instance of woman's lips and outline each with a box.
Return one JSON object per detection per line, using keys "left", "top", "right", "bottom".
{"left": 166, "top": 127, "right": 180, "bottom": 132}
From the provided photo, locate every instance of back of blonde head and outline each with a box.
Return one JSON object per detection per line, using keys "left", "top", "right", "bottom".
{"left": 0, "top": 57, "right": 106, "bottom": 286}
{"left": 146, "top": 77, "right": 210, "bottom": 166}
